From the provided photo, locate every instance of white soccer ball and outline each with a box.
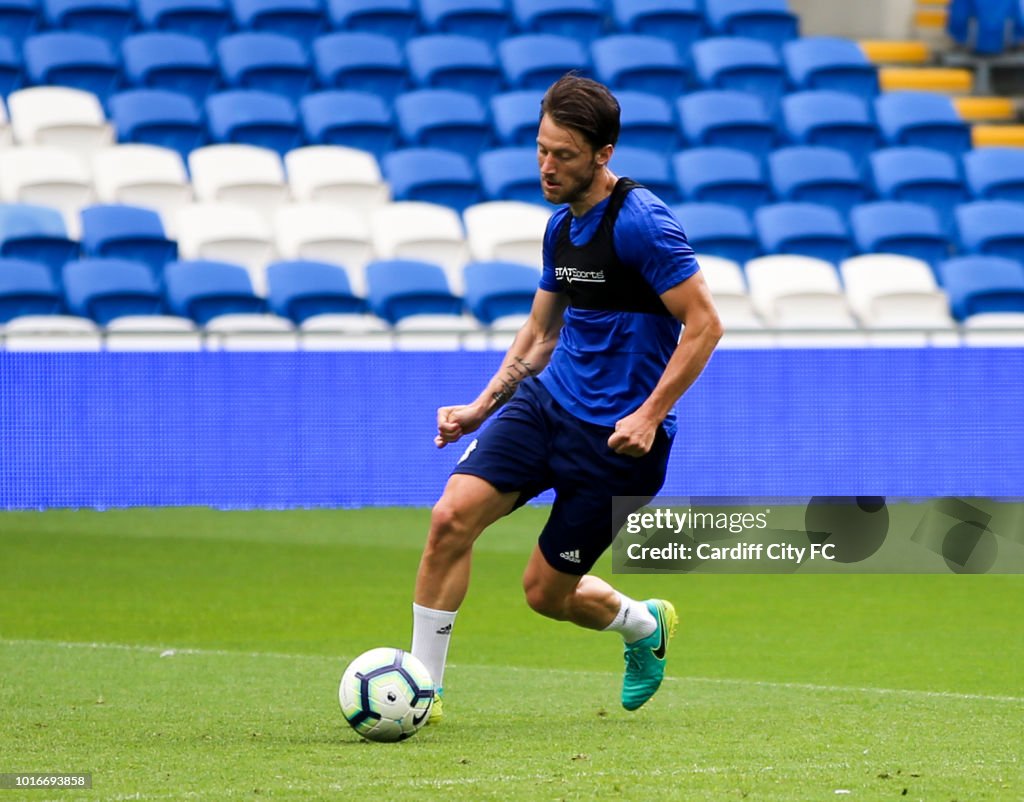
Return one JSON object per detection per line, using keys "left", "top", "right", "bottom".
{"left": 339, "top": 648, "right": 435, "bottom": 742}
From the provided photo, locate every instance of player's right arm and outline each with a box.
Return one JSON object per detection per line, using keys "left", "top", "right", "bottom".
{"left": 434, "top": 288, "right": 567, "bottom": 448}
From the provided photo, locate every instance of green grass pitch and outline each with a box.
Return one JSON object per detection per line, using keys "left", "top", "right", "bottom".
{"left": 1, "top": 507, "right": 1021, "bottom": 801}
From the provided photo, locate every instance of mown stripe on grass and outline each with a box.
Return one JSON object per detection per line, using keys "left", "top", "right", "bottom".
{"left": 3, "top": 637, "right": 1022, "bottom": 705}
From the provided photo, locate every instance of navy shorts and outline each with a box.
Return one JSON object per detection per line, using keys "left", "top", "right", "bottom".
{"left": 451, "top": 377, "right": 673, "bottom": 575}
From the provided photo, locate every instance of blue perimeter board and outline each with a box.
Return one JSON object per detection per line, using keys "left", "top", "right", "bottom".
{"left": 1, "top": 349, "right": 1022, "bottom": 509}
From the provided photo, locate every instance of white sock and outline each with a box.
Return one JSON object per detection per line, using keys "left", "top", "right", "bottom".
{"left": 603, "top": 593, "right": 657, "bottom": 644}
{"left": 411, "top": 603, "right": 457, "bottom": 690}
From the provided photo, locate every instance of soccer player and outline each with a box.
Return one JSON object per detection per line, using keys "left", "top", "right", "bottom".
{"left": 411, "top": 75, "right": 723, "bottom": 720}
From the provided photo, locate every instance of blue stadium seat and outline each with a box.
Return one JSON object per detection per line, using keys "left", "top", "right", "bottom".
{"left": 868, "top": 147, "right": 967, "bottom": 235}
{"left": 947, "top": 0, "right": 1022, "bottom": 55}
{"left": 108, "top": 89, "right": 206, "bottom": 160}
{"left": 616, "top": 90, "right": 679, "bottom": 156}
{"left": 768, "top": 146, "right": 868, "bottom": 215}
{"left": 266, "top": 259, "right": 367, "bottom": 323}
{"left": 80, "top": 205, "right": 177, "bottom": 279}
{"left": 939, "top": 255, "right": 1024, "bottom": 318}
{"left": 672, "top": 146, "right": 770, "bottom": 215}
{"left": 692, "top": 36, "right": 787, "bottom": 111}
{"left": 382, "top": 147, "right": 481, "bottom": 212}
{"left": 874, "top": 91, "right": 972, "bottom": 156}
{"left": 782, "top": 36, "right": 878, "bottom": 100}
{"left": 0, "top": 259, "right": 62, "bottom": 322}
{"left": 611, "top": 0, "right": 706, "bottom": 62}
{"left": 955, "top": 200, "right": 1024, "bottom": 263}
{"left": 591, "top": 35, "right": 689, "bottom": 97}
{"left": 490, "top": 90, "right": 544, "bottom": 146}
{"left": 299, "top": 90, "right": 395, "bottom": 158}
{"left": 311, "top": 32, "right": 408, "bottom": 101}
{"left": 511, "top": 0, "right": 605, "bottom": 46}
{"left": 43, "top": 0, "right": 135, "bottom": 47}
{"left": 614, "top": 146, "right": 680, "bottom": 205}
{"left": 0, "top": 0, "right": 39, "bottom": 48}
{"left": 499, "top": 34, "right": 590, "bottom": 89}
{"left": 205, "top": 90, "right": 303, "bottom": 156}
{"left": 326, "top": 0, "right": 419, "bottom": 43}
{"left": 0, "top": 204, "right": 79, "bottom": 284}
{"left": 671, "top": 202, "right": 758, "bottom": 263}
{"left": 405, "top": 34, "right": 503, "bottom": 101}
{"left": 754, "top": 202, "right": 853, "bottom": 264}
{"left": 136, "top": 0, "right": 232, "bottom": 49}
{"left": 230, "top": 0, "right": 327, "bottom": 45}
{"left": 677, "top": 90, "right": 777, "bottom": 158}
{"left": 0, "top": 37, "right": 21, "bottom": 97}
{"left": 164, "top": 259, "right": 266, "bottom": 323}
{"left": 478, "top": 147, "right": 544, "bottom": 205}
{"left": 122, "top": 33, "right": 219, "bottom": 103}
{"left": 217, "top": 33, "right": 314, "bottom": 97}
{"left": 963, "top": 147, "right": 1024, "bottom": 203}
{"left": 394, "top": 89, "right": 491, "bottom": 158}
{"left": 63, "top": 258, "right": 163, "bottom": 324}
{"left": 23, "top": 32, "right": 121, "bottom": 103}
{"left": 366, "top": 258, "right": 463, "bottom": 323}
{"left": 780, "top": 90, "right": 880, "bottom": 166}
{"left": 849, "top": 201, "right": 951, "bottom": 268}
{"left": 419, "top": 0, "right": 512, "bottom": 47}
{"left": 705, "top": 0, "right": 799, "bottom": 47}
{"left": 463, "top": 260, "right": 538, "bottom": 323}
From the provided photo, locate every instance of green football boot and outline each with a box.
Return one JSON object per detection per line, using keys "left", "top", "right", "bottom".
{"left": 426, "top": 689, "right": 443, "bottom": 725}
{"left": 621, "top": 599, "right": 678, "bottom": 711}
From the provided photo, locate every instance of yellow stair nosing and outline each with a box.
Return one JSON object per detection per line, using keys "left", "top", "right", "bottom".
{"left": 915, "top": 8, "right": 948, "bottom": 28}
{"left": 954, "top": 97, "right": 1018, "bottom": 122}
{"left": 879, "top": 67, "right": 974, "bottom": 93}
{"left": 858, "top": 40, "right": 932, "bottom": 65}
{"left": 972, "top": 125, "right": 1024, "bottom": 147}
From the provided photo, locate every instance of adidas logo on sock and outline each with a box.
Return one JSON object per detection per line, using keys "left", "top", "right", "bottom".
{"left": 435, "top": 623, "right": 452, "bottom": 635}
{"left": 560, "top": 549, "right": 581, "bottom": 564}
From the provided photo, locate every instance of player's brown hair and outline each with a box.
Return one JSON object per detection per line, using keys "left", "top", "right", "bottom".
{"left": 540, "top": 74, "right": 621, "bottom": 151}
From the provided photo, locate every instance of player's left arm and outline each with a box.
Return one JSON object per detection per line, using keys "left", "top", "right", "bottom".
{"left": 608, "top": 271, "right": 724, "bottom": 457}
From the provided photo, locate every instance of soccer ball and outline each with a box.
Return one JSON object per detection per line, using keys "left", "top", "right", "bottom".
{"left": 339, "top": 648, "right": 435, "bottom": 742}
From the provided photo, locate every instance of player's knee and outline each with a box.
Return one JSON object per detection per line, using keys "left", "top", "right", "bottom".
{"left": 427, "top": 499, "right": 477, "bottom": 554}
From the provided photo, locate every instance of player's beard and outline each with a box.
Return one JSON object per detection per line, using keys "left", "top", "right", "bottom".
{"left": 541, "top": 160, "right": 599, "bottom": 206}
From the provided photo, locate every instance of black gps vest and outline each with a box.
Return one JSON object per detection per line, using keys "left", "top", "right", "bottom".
{"left": 552, "top": 178, "right": 673, "bottom": 317}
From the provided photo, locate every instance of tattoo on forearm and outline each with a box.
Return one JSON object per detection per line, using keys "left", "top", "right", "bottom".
{"left": 490, "top": 357, "right": 536, "bottom": 407}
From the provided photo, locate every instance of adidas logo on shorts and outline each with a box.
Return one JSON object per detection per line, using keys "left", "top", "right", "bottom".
{"left": 559, "top": 549, "right": 581, "bottom": 564}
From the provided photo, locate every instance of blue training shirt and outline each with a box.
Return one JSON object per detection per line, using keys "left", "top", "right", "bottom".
{"left": 537, "top": 186, "right": 700, "bottom": 437}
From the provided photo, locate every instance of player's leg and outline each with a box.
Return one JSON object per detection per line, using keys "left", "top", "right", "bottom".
{"left": 521, "top": 543, "right": 656, "bottom": 635}
{"left": 525, "top": 416, "right": 678, "bottom": 710}
{"left": 412, "top": 472, "right": 518, "bottom": 702}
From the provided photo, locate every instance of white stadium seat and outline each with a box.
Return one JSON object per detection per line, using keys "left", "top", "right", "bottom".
{"left": 7, "top": 87, "right": 114, "bottom": 154}
{"left": 0, "top": 146, "right": 93, "bottom": 236}
{"left": 745, "top": 254, "right": 866, "bottom": 347}
{"left": 175, "top": 203, "right": 276, "bottom": 294}
{"left": 91, "top": 145, "right": 193, "bottom": 235}
{"left": 104, "top": 315, "right": 203, "bottom": 351}
{"left": 2, "top": 315, "right": 103, "bottom": 351}
{"left": 840, "top": 253, "right": 958, "bottom": 346}
{"left": 285, "top": 145, "right": 390, "bottom": 211}
{"left": 463, "top": 201, "right": 548, "bottom": 267}
{"left": 961, "top": 312, "right": 1024, "bottom": 346}
{"left": 299, "top": 313, "right": 392, "bottom": 351}
{"left": 203, "top": 313, "right": 298, "bottom": 351}
{"left": 371, "top": 202, "right": 469, "bottom": 293}
{"left": 188, "top": 144, "right": 290, "bottom": 224}
{"left": 392, "top": 313, "right": 487, "bottom": 351}
{"left": 274, "top": 203, "right": 374, "bottom": 294}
